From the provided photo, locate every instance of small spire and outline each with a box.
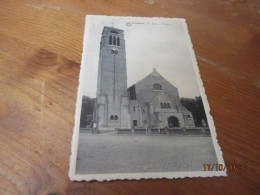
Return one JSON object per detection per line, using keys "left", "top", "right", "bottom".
{"left": 152, "top": 68, "right": 159, "bottom": 76}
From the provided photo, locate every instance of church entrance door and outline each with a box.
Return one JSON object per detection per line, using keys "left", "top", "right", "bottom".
{"left": 168, "top": 116, "right": 179, "bottom": 128}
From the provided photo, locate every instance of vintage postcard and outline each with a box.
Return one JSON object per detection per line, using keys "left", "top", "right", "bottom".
{"left": 69, "top": 15, "right": 226, "bottom": 181}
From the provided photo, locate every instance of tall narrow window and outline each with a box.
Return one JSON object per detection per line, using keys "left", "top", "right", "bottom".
{"left": 109, "top": 36, "right": 112, "bottom": 45}
{"left": 128, "top": 85, "right": 136, "bottom": 100}
{"left": 133, "top": 106, "right": 135, "bottom": 112}
{"left": 115, "top": 115, "right": 118, "bottom": 120}
{"left": 160, "top": 103, "right": 164, "bottom": 108}
{"left": 110, "top": 115, "right": 114, "bottom": 120}
{"left": 113, "top": 36, "right": 116, "bottom": 45}
{"left": 164, "top": 103, "right": 167, "bottom": 108}
{"left": 167, "top": 103, "right": 171, "bottom": 108}
{"left": 117, "top": 37, "right": 120, "bottom": 46}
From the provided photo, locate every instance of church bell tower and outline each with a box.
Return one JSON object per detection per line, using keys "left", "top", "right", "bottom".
{"left": 95, "top": 26, "right": 131, "bottom": 131}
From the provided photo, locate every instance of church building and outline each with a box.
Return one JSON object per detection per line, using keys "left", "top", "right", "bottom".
{"left": 94, "top": 26, "right": 195, "bottom": 131}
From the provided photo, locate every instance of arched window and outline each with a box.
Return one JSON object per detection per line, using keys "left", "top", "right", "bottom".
{"left": 117, "top": 37, "right": 120, "bottom": 46}
{"left": 160, "top": 103, "right": 164, "bottom": 108}
{"left": 153, "top": 83, "right": 162, "bottom": 90}
{"left": 133, "top": 106, "right": 135, "bottom": 112}
{"left": 110, "top": 115, "right": 114, "bottom": 120}
{"left": 187, "top": 114, "right": 191, "bottom": 119}
{"left": 109, "top": 36, "right": 112, "bottom": 45}
{"left": 115, "top": 115, "right": 118, "bottom": 120}
{"left": 167, "top": 103, "right": 171, "bottom": 108}
{"left": 164, "top": 103, "right": 167, "bottom": 108}
{"left": 113, "top": 36, "right": 116, "bottom": 45}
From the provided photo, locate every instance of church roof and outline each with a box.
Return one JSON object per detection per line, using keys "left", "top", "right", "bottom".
{"left": 129, "top": 68, "right": 177, "bottom": 90}
{"left": 150, "top": 90, "right": 172, "bottom": 103}
{"left": 127, "top": 69, "right": 181, "bottom": 104}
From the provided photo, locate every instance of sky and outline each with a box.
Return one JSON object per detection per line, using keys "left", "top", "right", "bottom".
{"left": 81, "top": 16, "right": 201, "bottom": 98}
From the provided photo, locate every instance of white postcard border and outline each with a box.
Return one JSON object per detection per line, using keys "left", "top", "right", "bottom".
{"left": 69, "top": 15, "right": 227, "bottom": 181}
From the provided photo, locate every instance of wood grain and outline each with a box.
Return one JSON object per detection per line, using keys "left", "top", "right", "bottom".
{"left": 0, "top": 0, "right": 259, "bottom": 194}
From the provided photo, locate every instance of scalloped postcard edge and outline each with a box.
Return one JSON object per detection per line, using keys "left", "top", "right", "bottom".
{"left": 69, "top": 15, "right": 227, "bottom": 181}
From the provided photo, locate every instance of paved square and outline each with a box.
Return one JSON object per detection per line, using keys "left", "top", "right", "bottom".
{"left": 76, "top": 133, "right": 218, "bottom": 174}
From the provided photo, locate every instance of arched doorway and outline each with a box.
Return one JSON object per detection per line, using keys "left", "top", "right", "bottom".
{"left": 168, "top": 116, "right": 179, "bottom": 128}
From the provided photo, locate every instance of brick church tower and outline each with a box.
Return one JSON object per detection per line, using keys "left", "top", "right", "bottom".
{"left": 94, "top": 26, "right": 131, "bottom": 131}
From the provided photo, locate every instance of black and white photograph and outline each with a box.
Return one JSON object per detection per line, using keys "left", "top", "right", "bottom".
{"left": 69, "top": 15, "right": 226, "bottom": 181}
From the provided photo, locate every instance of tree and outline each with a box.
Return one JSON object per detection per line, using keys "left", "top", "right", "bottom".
{"left": 180, "top": 96, "right": 207, "bottom": 127}
{"left": 80, "top": 95, "right": 96, "bottom": 127}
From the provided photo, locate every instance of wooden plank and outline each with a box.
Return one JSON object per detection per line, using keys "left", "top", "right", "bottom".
{"left": 0, "top": 0, "right": 259, "bottom": 194}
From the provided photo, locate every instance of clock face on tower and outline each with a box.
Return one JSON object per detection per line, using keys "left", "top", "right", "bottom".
{"left": 111, "top": 48, "right": 118, "bottom": 55}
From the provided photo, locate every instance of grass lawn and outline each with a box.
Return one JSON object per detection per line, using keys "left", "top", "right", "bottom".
{"left": 76, "top": 133, "right": 218, "bottom": 174}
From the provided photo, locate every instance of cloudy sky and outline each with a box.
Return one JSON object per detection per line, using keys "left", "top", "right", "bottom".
{"left": 81, "top": 16, "right": 201, "bottom": 98}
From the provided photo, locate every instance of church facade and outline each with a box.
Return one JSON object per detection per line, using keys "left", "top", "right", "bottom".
{"left": 94, "top": 26, "right": 195, "bottom": 131}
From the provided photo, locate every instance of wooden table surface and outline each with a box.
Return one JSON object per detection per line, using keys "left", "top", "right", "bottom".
{"left": 0, "top": 0, "right": 259, "bottom": 194}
